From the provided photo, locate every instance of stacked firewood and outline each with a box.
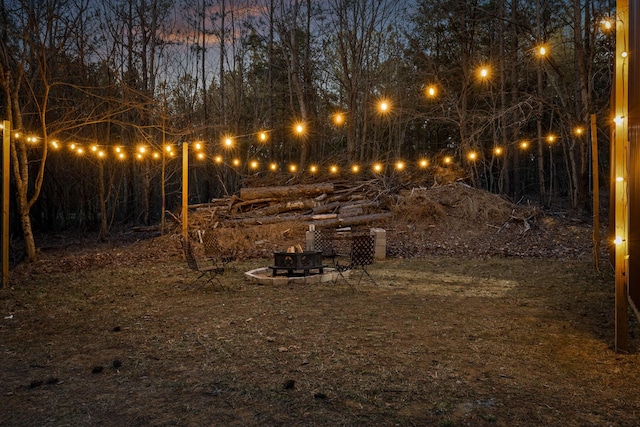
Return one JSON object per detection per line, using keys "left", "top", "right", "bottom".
{"left": 188, "top": 181, "right": 392, "bottom": 228}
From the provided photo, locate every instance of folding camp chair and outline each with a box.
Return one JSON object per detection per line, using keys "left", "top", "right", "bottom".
{"left": 334, "top": 234, "right": 377, "bottom": 288}
{"left": 181, "top": 238, "right": 225, "bottom": 289}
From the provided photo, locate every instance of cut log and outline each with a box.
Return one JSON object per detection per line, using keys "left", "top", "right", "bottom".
{"left": 226, "top": 211, "right": 391, "bottom": 228}
{"left": 311, "top": 213, "right": 338, "bottom": 220}
{"left": 254, "top": 199, "right": 319, "bottom": 216}
{"left": 239, "top": 183, "right": 334, "bottom": 201}
{"left": 311, "top": 212, "right": 392, "bottom": 228}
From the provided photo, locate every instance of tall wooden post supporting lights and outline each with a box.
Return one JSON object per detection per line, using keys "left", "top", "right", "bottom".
{"left": 2, "top": 120, "right": 9, "bottom": 289}
{"left": 613, "top": 0, "right": 629, "bottom": 353}
{"left": 182, "top": 142, "right": 189, "bottom": 240}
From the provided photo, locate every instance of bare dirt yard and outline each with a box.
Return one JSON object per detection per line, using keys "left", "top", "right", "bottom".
{"left": 1, "top": 182, "right": 639, "bottom": 426}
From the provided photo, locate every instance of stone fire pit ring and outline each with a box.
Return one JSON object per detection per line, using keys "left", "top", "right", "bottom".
{"left": 244, "top": 267, "right": 349, "bottom": 285}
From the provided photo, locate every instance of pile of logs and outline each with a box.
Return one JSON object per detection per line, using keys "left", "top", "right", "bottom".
{"left": 189, "top": 181, "right": 392, "bottom": 228}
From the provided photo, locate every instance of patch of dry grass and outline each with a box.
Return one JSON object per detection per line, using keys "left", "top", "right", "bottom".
{"left": 1, "top": 253, "right": 639, "bottom": 426}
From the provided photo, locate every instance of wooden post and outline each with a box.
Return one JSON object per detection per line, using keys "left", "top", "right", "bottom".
{"left": 182, "top": 142, "right": 189, "bottom": 240}
{"left": 614, "top": 0, "right": 629, "bottom": 353}
{"left": 2, "top": 120, "right": 9, "bottom": 289}
{"left": 591, "top": 114, "right": 600, "bottom": 272}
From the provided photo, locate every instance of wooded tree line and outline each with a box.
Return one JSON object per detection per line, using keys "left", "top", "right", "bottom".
{"left": 0, "top": 0, "right": 615, "bottom": 261}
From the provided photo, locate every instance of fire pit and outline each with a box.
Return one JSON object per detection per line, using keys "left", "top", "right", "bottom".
{"left": 269, "top": 251, "right": 326, "bottom": 277}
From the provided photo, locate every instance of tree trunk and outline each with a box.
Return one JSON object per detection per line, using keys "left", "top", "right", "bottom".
{"left": 239, "top": 183, "right": 334, "bottom": 200}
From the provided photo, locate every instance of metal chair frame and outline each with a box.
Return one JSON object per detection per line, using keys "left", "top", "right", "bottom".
{"left": 202, "top": 231, "right": 236, "bottom": 271}
{"left": 181, "top": 238, "right": 225, "bottom": 289}
{"left": 334, "top": 234, "right": 377, "bottom": 288}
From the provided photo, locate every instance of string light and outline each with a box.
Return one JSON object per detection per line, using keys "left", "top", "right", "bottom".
{"left": 7, "top": 119, "right": 589, "bottom": 179}
{"left": 426, "top": 85, "right": 437, "bottom": 98}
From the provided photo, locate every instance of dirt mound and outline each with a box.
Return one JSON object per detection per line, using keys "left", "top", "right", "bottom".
{"left": 392, "top": 182, "right": 534, "bottom": 226}
{"left": 387, "top": 182, "right": 596, "bottom": 259}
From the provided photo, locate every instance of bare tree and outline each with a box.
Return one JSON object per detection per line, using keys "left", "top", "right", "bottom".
{"left": 0, "top": 0, "right": 93, "bottom": 261}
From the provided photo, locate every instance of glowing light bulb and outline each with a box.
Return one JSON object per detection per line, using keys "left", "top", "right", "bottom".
{"left": 373, "top": 163, "right": 383, "bottom": 173}
{"left": 614, "top": 236, "right": 624, "bottom": 245}
{"left": 494, "top": 147, "right": 503, "bottom": 155}
{"left": 290, "top": 164, "right": 297, "bottom": 173}
{"left": 330, "top": 165, "right": 338, "bottom": 174}
{"left": 352, "top": 165, "right": 360, "bottom": 173}
{"left": 419, "top": 159, "right": 429, "bottom": 168}
{"left": 310, "top": 165, "right": 318, "bottom": 173}
{"left": 395, "top": 161, "right": 405, "bottom": 170}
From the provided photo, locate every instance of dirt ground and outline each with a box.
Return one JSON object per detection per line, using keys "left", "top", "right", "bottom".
{"left": 1, "top": 182, "right": 639, "bottom": 426}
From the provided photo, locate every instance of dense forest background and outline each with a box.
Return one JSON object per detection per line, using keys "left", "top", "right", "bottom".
{"left": 0, "top": 0, "right": 616, "bottom": 261}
